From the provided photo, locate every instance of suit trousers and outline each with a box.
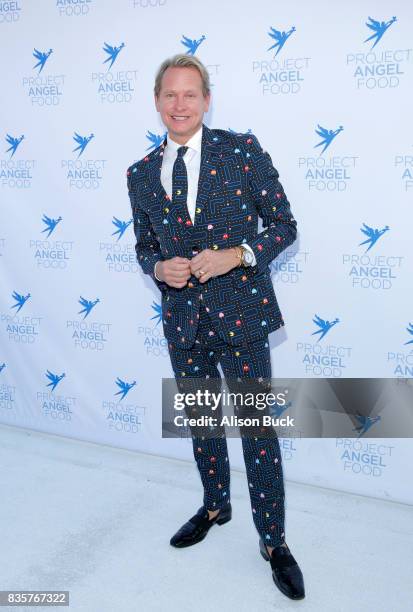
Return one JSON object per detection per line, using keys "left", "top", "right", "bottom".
{"left": 167, "top": 301, "right": 286, "bottom": 547}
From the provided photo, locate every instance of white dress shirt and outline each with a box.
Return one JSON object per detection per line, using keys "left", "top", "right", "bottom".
{"left": 154, "top": 126, "right": 256, "bottom": 280}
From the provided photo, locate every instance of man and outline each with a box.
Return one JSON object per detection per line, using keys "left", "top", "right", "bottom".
{"left": 127, "top": 54, "right": 305, "bottom": 601}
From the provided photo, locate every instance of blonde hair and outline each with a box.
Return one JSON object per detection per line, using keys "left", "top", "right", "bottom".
{"left": 154, "top": 54, "right": 210, "bottom": 97}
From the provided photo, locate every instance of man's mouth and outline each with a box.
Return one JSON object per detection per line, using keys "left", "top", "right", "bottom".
{"left": 171, "top": 115, "right": 189, "bottom": 121}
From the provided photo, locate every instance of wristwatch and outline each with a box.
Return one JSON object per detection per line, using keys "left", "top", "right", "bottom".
{"left": 235, "top": 245, "right": 254, "bottom": 267}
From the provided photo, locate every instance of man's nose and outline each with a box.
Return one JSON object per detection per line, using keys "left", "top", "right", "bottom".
{"left": 174, "top": 96, "right": 187, "bottom": 110}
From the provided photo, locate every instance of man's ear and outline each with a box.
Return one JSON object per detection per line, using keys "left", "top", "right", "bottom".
{"left": 204, "top": 93, "right": 211, "bottom": 113}
{"left": 154, "top": 94, "right": 160, "bottom": 111}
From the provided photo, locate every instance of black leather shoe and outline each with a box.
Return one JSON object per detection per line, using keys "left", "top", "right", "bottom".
{"left": 259, "top": 538, "right": 305, "bottom": 600}
{"left": 170, "top": 504, "right": 232, "bottom": 548}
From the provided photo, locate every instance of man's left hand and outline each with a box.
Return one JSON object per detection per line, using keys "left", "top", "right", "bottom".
{"left": 190, "top": 248, "right": 239, "bottom": 283}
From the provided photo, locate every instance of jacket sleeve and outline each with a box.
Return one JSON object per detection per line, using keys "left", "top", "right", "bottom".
{"left": 246, "top": 135, "right": 297, "bottom": 272}
{"left": 127, "top": 165, "right": 168, "bottom": 293}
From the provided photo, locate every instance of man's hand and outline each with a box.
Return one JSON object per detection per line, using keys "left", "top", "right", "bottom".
{"left": 190, "top": 248, "right": 239, "bottom": 283}
{"left": 156, "top": 257, "right": 191, "bottom": 288}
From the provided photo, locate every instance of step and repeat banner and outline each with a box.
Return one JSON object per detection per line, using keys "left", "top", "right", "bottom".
{"left": 0, "top": 0, "right": 412, "bottom": 504}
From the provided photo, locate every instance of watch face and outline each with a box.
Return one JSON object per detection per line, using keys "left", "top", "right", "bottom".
{"left": 243, "top": 249, "right": 253, "bottom": 265}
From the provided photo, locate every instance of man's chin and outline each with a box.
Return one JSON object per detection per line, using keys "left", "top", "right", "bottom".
{"left": 168, "top": 124, "right": 200, "bottom": 142}
{"left": 169, "top": 121, "right": 191, "bottom": 133}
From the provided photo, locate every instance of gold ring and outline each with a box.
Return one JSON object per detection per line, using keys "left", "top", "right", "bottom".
{"left": 199, "top": 270, "right": 205, "bottom": 277}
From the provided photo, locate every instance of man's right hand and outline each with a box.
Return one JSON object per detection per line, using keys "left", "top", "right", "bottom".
{"left": 155, "top": 257, "right": 191, "bottom": 288}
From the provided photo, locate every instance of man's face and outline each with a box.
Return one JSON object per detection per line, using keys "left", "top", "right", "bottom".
{"left": 155, "top": 66, "right": 210, "bottom": 144}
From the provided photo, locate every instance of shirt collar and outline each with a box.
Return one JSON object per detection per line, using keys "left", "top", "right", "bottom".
{"left": 166, "top": 125, "right": 203, "bottom": 154}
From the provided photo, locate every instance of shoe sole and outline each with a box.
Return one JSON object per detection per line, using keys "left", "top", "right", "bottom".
{"left": 216, "top": 514, "right": 232, "bottom": 526}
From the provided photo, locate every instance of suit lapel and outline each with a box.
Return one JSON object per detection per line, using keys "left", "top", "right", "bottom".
{"left": 194, "top": 125, "right": 222, "bottom": 226}
{"left": 144, "top": 140, "right": 169, "bottom": 208}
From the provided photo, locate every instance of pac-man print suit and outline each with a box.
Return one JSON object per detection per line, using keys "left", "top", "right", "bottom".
{"left": 127, "top": 125, "right": 297, "bottom": 349}
{"left": 127, "top": 125, "right": 297, "bottom": 548}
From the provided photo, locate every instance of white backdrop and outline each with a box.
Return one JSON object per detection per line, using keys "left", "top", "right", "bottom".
{"left": 1, "top": 0, "right": 412, "bottom": 504}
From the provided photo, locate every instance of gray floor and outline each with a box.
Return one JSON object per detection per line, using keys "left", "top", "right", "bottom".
{"left": 0, "top": 424, "right": 412, "bottom": 612}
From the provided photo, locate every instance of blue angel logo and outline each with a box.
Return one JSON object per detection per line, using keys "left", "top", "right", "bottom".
{"left": 267, "top": 26, "right": 296, "bottom": 57}
{"left": 364, "top": 16, "right": 397, "bottom": 49}
{"left": 72, "top": 132, "right": 94, "bottom": 158}
{"left": 0, "top": 363, "right": 6, "bottom": 373}
{"left": 353, "top": 415, "right": 381, "bottom": 438}
{"left": 114, "top": 377, "right": 136, "bottom": 401}
{"left": 314, "top": 124, "right": 343, "bottom": 155}
{"left": 42, "top": 214, "right": 62, "bottom": 238}
{"left": 311, "top": 314, "right": 339, "bottom": 342}
{"left": 146, "top": 130, "right": 167, "bottom": 151}
{"left": 112, "top": 216, "right": 132, "bottom": 241}
{"left": 11, "top": 291, "right": 31, "bottom": 313}
{"left": 151, "top": 301, "right": 162, "bottom": 326}
{"left": 405, "top": 323, "right": 413, "bottom": 346}
{"left": 270, "top": 400, "right": 292, "bottom": 419}
{"left": 103, "top": 42, "right": 125, "bottom": 70}
{"left": 33, "top": 48, "right": 53, "bottom": 73}
{"left": 359, "top": 223, "right": 389, "bottom": 252}
{"left": 181, "top": 34, "right": 206, "bottom": 56}
{"left": 78, "top": 296, "right": 100, "bottom": 319}
{"left": 45, "top": 370, "right": 66, "bottom": 391}
{"left": 5, "top": 134, "right": 24, "bottom": 159}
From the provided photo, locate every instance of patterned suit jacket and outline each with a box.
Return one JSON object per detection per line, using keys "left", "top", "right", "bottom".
{"left": 127, "top": 125, "right": 297, "bottom": 349}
